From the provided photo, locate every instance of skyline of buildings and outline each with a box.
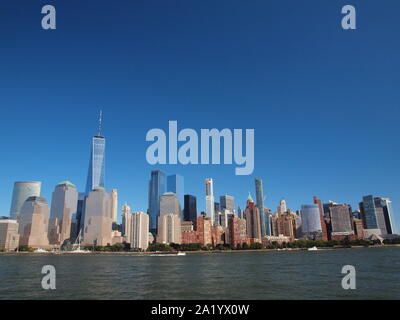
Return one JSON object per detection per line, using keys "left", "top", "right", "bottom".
{"left": 1, "top": 114, "right": 399, "bottom": 251}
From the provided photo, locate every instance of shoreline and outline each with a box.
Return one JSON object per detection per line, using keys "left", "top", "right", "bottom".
{"left": 1, "top": 244, "right": 399, "bottom": 255}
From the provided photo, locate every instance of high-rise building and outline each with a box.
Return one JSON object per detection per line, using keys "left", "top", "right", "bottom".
{"left": 244, "top": 193, "right": 262, "bottom": 242}
{"left": 313, "top": 196, "right": 328, "bottom": 241}
{"left": 18, "top": 196, "right": 50, "bottom": 248}
{"left": 183, "top": 195, "right": 197, "bottom": 228}
{"left": 83, "top": 187, "right": 113, "bottom": 246}
{"left": 277, "top": 199, "right": 287, "bottom": 215}
{"left": 300, "top": 204, "right": 323, "bottom": 240}
{"left": 130, "top": 211, "right": 149, "bottom": 250}
{"left": 111, "top": 189, "right": 118, "bottom": 223}
{"left": 227, "top": 214, "right": 240, "bottom": 247}
{"left": 329, "top": 204, "right": 354, "bottom": 236}
{"left": 214, "top": 202, "right": 221, "bottom": 226}
{"left": 167, "top": 174, "right": 184, "bottom": 212}
{"left": 160, "top": 192, "right": 181, "bottom": 217}
{"left": 0, "top": 218, "right": 20, "bottom": 251}
{"left": 360, "top": 195, "right": 379, "bottom": 230}
{"left": 220, "top": 195, "right": 235, "bottom": 212}
{"left": 220, "top": 209, "right": 229, "bottom": 228}
{"left": 148, "top": 170, "right": 166, "bottom": 234}
{"left": 121, "top": 203, "right": 132, "bottom": 237}
{"left": 237, "top": 206, "right": 243, "bottom": 219}
{"left": 270, "top": 211, "right": 296, "bottom": 241}
{"left": 375, "top": 197, "right": 397, "bottom": 235}
{"left": 48, "top": 181, "right": 78, "bottom": 246}
{"left": 205, "top": 178, "right": 215, "bottom": 226}
{"left": 157, "top": 213, "right": 181, "bottom": 244}
{"left": 85, "top": 112, "right": 106, "bottom": 194}
{"left": 9, "top": 181, "right": 41, "bottom": 220}
{"left": 74, "top": 192, "right": 86, "bottom": 238}
{"left": 196, "top": 214, "right": 212, "bottom": 246}
{"left": 255, "top": 178, "right": 270, "bottom": 237}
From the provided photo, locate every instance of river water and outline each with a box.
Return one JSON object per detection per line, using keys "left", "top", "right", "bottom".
{"left": 0, "top": 247, "right": 399, "bottom": 299}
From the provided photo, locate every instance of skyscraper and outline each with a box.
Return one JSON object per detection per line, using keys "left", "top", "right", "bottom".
{"left": 167, "top": 174, "right": 184, "bottom": 212}
{"left": 255, "top": 178, "right": 270, "bottom": 237}
{"left": 9, "top": 181, "right": 41, "bottom": 220}
{"left": 244, "top": 193, "right": 262, "bottom": 242}
{"left": 83, "top": 187, "right": 113, "bottom": 246}
{"left": 148, "top": 170, "right": 166, "bottom": 234}
{"left": 205, "top": 178, "right": 215, "bottom": 226}
{"left": 313, "top": 196, "right": 328, "bottom": 241}
{"left": 160, "top": 192, "right": 181, "bottom": 218}
{"left": 360, "top": 195, "right": 379, "bottom": 230}
{"left": 130, "top": 211, "right": 150, "bottom": 250}
{"left": 220, "top": 195, "right": 235, "bottom": 213}
{"left": 183, "top": 195, "right": 197, "bottom": 228}
{"left": 85, "top": 111, "right": 106, "bottom": 194}
{"left": 48, "top": 181, "right": 78, "bottom": 246}
{"left": 157, "top": 213, "right": 181, "bottom": 244}
{"left": 18, "top": 196, "right": 50, "bottom": 248}
{"left": 300, "top": 204, "right": 323, "bottom": 240}
{"left": 375, "top": 197, "right": 397, "bottom": 235}
{"left": 0, "top": 218, "right": 20, "bottom": 251}
{"left": 329, "top": 204, "right": 354, "bottom": 236}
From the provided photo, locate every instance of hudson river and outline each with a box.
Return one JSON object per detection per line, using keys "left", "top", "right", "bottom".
{"left": 0, "top": 247, "right": 399, "bottom": 300}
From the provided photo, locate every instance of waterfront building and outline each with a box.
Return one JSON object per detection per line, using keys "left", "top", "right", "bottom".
{"left": 214, "top": 202, "right": 221, "bottom": 226}
{"left": 300, "top": 204, "right": 323, "bottom": 240}
{"left": 0, "top": 219, "right": 19, "bottom": 251}
{"left": 83, "top": 187, "right": 113, "bottom": 246}
{"left": 212, "top": 225, "right": 225, "bottom": 245}
{"left": 197, "top": 214, "right": 212, "bottom": 246}
{"left": 375, "top": 197, "right": 397, "bottom": 234}
{"left": 157, "top": 213, "right": 181, "bottom": 244}
{"left": 9, "top": 181, "right": 41, "bottom": 220}
{"left": 205, "top": 178, "right": 215, "bottom": 226}
{"left": 121, "top": 203, "right": 132, "bottom": 237}
{"left": 48, "top": 181, "right": 78, "bottom": 246}
{"left": 167, "top": 174, "right": 184, "bottom": 213}
{"left": 220, "top": 209, "right": 229, "bottom": 228}
{"left": 328, "top": 204, "right": 354, "bottom": 238}
{"left": 270, "top": 211, "right": 296, "bottom": 241}
{"left": 130, "top": 211, "right": 149, "bottom": 250}
{"left": 73, "top": 192, "right": 86, "bottom": 239}
{"left": 244, "top": 193, "right": 262, "bottom": 243}
{"left": 181, "top": 221, "right": 194, "bottom": 232}
{"left": 262, "top": 234, "right": 291, "bottom": 246}
{"left": 148, "top": 170, "right": 166, "bottom": 234}
{"left": 238, "top": 218, "right": 247, "bottom": 242}
{"left": 353, "top": 218, "right": 365, "bottom": 239}
{"left": 160, "top": 192, "right": 181, "bottom": 217}
{"left": 360, "top": 195, "right": 379, "bottom": 230}
{"left": 111, "top": 189, "right": 118, "bottom": 223}
{"left": 313, "top": 196, "right": 328, "bottom": 240}
{"left": 85, "top": 112, "right": 106, "bottom": 194}
{"left": 227, "top": 214, "right": 240, "bottom": 248}
{"left": 183, "top": 194, "right": 197, "bottom": 229}
{"left": 18, "top": 196, "right": 50, "bottom": 248}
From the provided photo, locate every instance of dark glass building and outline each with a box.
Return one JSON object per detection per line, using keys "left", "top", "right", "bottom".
{"left": 148, "top": 170, "right": 166, "bottom": 234}
{"left": 183, "top": 194, "right": 197, "bottom": 229}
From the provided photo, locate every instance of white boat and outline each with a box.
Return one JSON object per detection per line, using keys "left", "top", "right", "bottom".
{"left": 34, "top": 248, "right": 47, "bottom": 253}
{"left": 308, "top": 246, "right": 318, "bottom": 251}
{"left": 149, "top": 252, "right": 186, "bottom": 256}
{"left": 69, "top": 228, "right": 91, "bottom": 253}
{"left": 177, "top": 252, "right": 186, "bottom": 256}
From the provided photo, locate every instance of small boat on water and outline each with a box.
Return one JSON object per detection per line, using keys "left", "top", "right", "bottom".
{"left": 149, "top": 251, "right": 186, "bottom": 256}
{"left": 33, "top": 248, "right": 47, "bottom": 253}
{"left": 308, "top": 246, "right": 318, "bottom": 251}
{"left": 68, "top": 228, "right": 91, "bottom": 253}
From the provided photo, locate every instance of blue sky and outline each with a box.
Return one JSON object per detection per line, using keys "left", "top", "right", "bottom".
{"left": 0, "top": 0, "right": 399, "bottom": 229}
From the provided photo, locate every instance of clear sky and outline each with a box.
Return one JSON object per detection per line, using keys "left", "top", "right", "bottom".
{"left": 0, "top": 0, "right": 399, "bottom": 229}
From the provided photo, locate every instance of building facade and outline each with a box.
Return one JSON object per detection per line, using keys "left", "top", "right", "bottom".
{"left": 205, "top": 178, "right": 215, "bottom": 226}
{"left": 0, "top": 219, "right": 20, "bottom": 251}
{"left": 9, "top": 181, "right": 41, "bottom": 220}
{"left": 148, "top": 170, "right": 166, "bottom": 234}
{"left": 18, "top": 196, "right": 50, "bottom": 248}
{"left": 300, "top": 204, "right": 323, "bottom": 239}
{"left": 157, "top": 213, "right": 181, "bottom": 244}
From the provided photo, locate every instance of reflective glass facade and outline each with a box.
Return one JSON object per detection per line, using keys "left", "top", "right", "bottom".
{"left": 85, "top": 136, "right": 106, "bottom": 194}
{"left": 9, "top": 181, "right": 41, "bottom": 220}
{"left": 148, "top": 170, "right": 166, "bottom": 233}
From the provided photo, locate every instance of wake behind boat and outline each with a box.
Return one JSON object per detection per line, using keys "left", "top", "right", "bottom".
{"left": 148, "top": 251, "right": 186, "bottom": 256}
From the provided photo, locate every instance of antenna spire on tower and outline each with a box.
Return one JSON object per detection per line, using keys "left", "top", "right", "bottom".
{"left": 97, "top": 110, "right": 103, "bottom": 136}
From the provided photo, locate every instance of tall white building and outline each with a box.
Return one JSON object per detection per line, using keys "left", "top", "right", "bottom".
{"left": 83, "top": 187, "right": 113, "bottom": 246}
{"left": 121, "top": 203, "right": 132, "bottom": 237}
{"left": 130, "top": 212, "right": 149, "bottom": 250}
{"left": 48, "top": 181, "right": 78, "bottom": 246}
{"left": 205, "top": 178, "right": 215, "bottom": 226}
{"left": 157, "top": 213, "right": 181, "bottom": 244}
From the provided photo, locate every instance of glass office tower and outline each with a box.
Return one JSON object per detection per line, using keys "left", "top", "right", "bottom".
{"left": 255, "top": 178, "right": 270, "bottom": 236}
{"left": 167, "top": 174, "right": 184, "bottom": 213}
{"left": 85, "top": 136, "right": 106, "bottom": 194}
{"left": 148, "top": 170, "right": 166, "bottom": 234}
